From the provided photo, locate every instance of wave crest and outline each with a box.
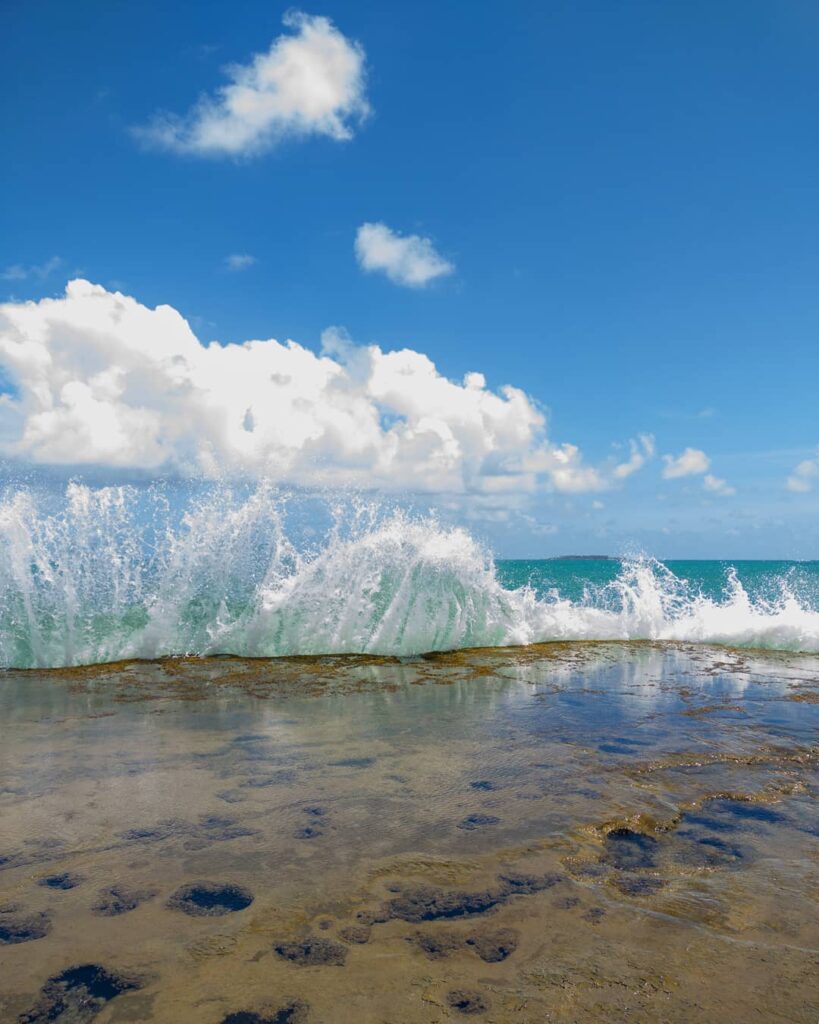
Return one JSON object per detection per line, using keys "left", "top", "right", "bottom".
{"left": 0, "top": 483, "right": 817, "bottom": 668}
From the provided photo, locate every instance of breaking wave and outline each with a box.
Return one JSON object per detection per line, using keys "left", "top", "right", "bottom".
{"left": 1, "top": 483, "right": 817, "bottom": 669}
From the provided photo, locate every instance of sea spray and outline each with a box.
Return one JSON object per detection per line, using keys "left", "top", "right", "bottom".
{"left": 0, "top": 482, "right": 817, "bottom": 669}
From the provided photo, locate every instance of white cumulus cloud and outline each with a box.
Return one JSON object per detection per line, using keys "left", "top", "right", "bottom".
{"left": 225, "top": 253, "right": 257, "bottom": 271}
{"left": 355, "top": 222, "right": 454, "bottom": 288}
{"left": 136, "top": 12, "right": 369, "bottom": 158}
{"left": 0, "top": 282, "right": 648, "bottom": 497}
{"left": 662, "top": 446, "right": 710, "bottom": 479}
{"left": 786, "top": 452, "right": 819, "bottom": 493}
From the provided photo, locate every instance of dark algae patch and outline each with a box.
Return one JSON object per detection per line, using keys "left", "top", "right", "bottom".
{"left": 38, "top": 872, "right": 83, "bottom": 890}
{"left": 0, "top": 912, "right": 51, "bottom": 945}
{"left": 274, "top": 936, "right": 347, "bottom": 966}
{"left": 92, "top": 885, "right": 156, "bottom": 917}
{"left": 19, "top": 964, "right": 141, "bottom": 1023}
{"left": 221, "top": 1003, "right": 308, "bottom": 1024}
{"left": 384, "top": 885, "right": 501, "bottom": 923}
{"left": 447, "top": 989, "right": 490, "bottom": 1015}
{"left": 465, "top": 927, "right": 519, "bottom": 962}
{"left": 338, "top": 924, "right": 371, "bottom": 944}
{"left": 457, "top": 814, "right": 500, "bottom": 831}
{"left": 167, "top": 881, "right": 253, "bottom": 917}
{"left": 601, "top": 828, "right": 659, "bottom": 871}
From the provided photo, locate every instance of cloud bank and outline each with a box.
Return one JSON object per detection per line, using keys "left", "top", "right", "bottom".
{"left": 0, "top": 281, "right": 646, "bottom": 495}
{"left": 355, "top": 223, "right": 454, "bottom": 288}
{"left": 137, "top": 12, "right": 369, "bottom": 157}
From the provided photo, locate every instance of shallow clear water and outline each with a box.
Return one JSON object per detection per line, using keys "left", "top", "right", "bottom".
{"left": 0, "top": 644, "right": 817, "bottom": 1022}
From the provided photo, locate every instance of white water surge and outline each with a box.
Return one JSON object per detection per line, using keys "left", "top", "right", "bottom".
{"left": 0, "top": 483, "right": 817, "bottom": 669}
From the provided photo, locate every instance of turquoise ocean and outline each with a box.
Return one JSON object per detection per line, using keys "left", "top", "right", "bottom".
{"left": 1, "top": 482, "right": 817, "bottom": 669}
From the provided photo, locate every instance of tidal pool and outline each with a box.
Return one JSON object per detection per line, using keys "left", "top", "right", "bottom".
{"left": 0, "top": 643, "right": 817, "bottom": 1023}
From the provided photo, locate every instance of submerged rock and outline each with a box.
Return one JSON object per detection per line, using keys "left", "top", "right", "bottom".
{"left": 167, "top": 881, "right": 253, "bottom": 917}
{"left": 221, "top": 1003, "right": 309, "bottom": 1024}
{"left": 19, "top": 964, "right": 142, "bottom": 1023}
{"left": 384, "top": 885, "right": 500, "bottom": 923}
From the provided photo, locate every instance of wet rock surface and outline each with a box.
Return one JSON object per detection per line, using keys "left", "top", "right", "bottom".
{"left": 167, "top": 882, "right": 253, "bottom": 917}
{"left": 19, "top": 964, "right": 142, "bottom": 1023}
{"left": 274, "top": 937, "right": 347, "bottom": 966}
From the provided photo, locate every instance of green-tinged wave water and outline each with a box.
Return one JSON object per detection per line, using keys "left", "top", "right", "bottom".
{"left": 1, "top": 482, "right": 818, "bottom": 669}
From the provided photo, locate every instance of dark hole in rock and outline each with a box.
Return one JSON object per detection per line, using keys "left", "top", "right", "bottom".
{"left": 330, "top": 757, "right": 375, "bottom": 768}
{"left": 294, "top": 826, "right": 323, "bottom": 840}
{"left": 384, "top": 886, "right": 501, "bottom": 923}
{"left": 355, "top": 909, "right": 388, "bottom": 926}
{"left": 465, "top": 927, "right": 519, "bottom": 962}
{"left": 582, "top": 906, "right": 606, "bottom": 924}
{"left": 92, "top": 885, "right": 157, "bottom": 917}
{"left": 221, "top": 1002, "right": 308, "bottom": 1024}
{"left": 38, "top": 872, "right": 83, "bottom": 891}
{"left": 469, "top": 781, "right": 496, "bottom": 791}
{"left": 457, "top": 814, "right": 500, "bottom": 831}
{"left": 408, "top": 930, "right": 462, "bottom": 959}
{"left": 167, "top": 881, "right": 253, "bottom": 917}
{"left": 612, "top": 875, "right": 664, "bottom": 896}
{"left": 19, "top": 963, "right": 141, "bottom": 1024}
{"left": 601, "top": 828, "right": 659, "bottom": 871}
{"left": 447, "top": 989, "right": 489, "bottom": 1015}
{"left": 498, "top": 872, "right": 563, "bottom": 895}
{"left": 338, "top": 924, "right": 371, "bottom": 944}
{"left": 0, "top": 913, "right": 51, "bottom": 945}
{"left": 303, "top": 806, "right": 326, "bottom": 817}
{"left": 274, "top": 936, "right": 347, "bottom": 966}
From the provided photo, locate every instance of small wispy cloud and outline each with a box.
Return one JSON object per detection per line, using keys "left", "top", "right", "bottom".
{"left": 703, "top": 473, "right": 735, "bottom": 497}
{"left": 355, "top": 222, "right": 454, "bottom": 288}
{"left": 786, "top": 450, "right": 819, "bottom": 493}
{"left": 224, "top": 253, "right": 257, "bottom": 272}
{"left": 661, "top": 446, "right": 710, "bottom": 479}
{"left": 612, "top": 434, "right": 655, "bottom": 479}
{"left": 136, "top": 12, "right": 369, "bottom": 158}
{"left": 1, "top": 256, "right": 62, "bottom": 282}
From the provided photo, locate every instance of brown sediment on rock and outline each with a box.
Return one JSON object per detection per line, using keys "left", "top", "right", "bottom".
{"left": 623, "top": 743, "right": 819, "bottom": 776}
{"left": 680, "top": 704, "right": 746, "bottom": 717}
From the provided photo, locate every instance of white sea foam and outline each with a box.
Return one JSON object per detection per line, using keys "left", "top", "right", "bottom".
{"left": 0, "top": 483, "right": 817, "bottom": 669}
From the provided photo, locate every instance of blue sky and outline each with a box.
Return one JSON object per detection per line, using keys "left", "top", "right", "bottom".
{"left": 1, "top": 0, "right": 818, "bottom": 557}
